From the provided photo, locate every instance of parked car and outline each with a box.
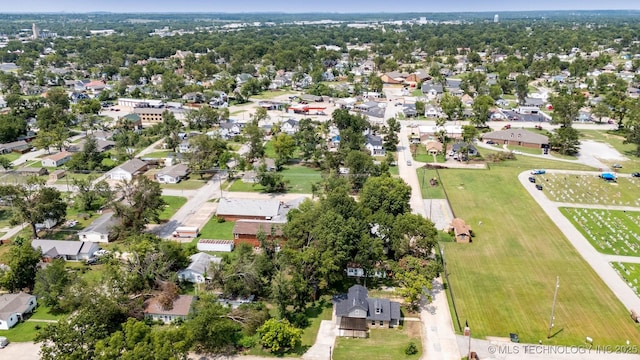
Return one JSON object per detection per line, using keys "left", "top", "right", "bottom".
{"left": 486, "top": 140, "right": 495, "bottom": 145}
{"left": 406, "top": 160, "right": 412, "bottom": 166}
{"left": 535, "top": 184, "right": 543, "bottom": 191}
{"left": 531, "top": 169, "right": 546, "bottom": 175}
{"left": 632, "top": 172, "right": 640, "bottom": 177}
{"left": 0, "top": 336, "right": 8, "bottom": 348}
{"left": 86, "top": 257, "right": 98, "bottom": 265}
{"left": 528, "top": 177, "right": 536, "bottom": 183}
{"left": 612, "top": 164, "right": 623, "bottom": 169}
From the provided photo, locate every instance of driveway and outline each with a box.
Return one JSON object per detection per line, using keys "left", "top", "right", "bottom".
{"left": 0, "top": 342, "right": 40, "bottom": 360}
{"left": 302, "top": 320, "right": 337, "bottom": 360}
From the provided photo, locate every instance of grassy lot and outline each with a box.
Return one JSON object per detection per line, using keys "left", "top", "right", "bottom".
{"left": 1, "top": 321, "right": 42, "bottom": 342}
{"left": 264, "top": 140, "right": 276, "bottom": 159}
{"left": 611, "top": 262, "right": 640, "bottom": 296}
{"left": 412, "top": 144, "right": 437, "bottom": 163}
{"left": 560, "top": 208, "right": 640, "bottom": 256}
{"left": 439, "top": 155, "right": 640, "bottom": 345}
{"left": 537, "top": 173, "right": 640, "bottom": 206}
{"left": 29, "top": 305, "right": 64, "bottom": 321}
{"left": 333, "top": 321, "right": 422, "bottom": 360}
{"left": 229, "top": 165, "right": 321, "bottom": 194}
{"left": 141, "top": 150, "right": 173, "bottom": 158}
{"left": 160, "top": 174, "right": 213, "bottom": 190}
{"left": 417, "top": 168, "right": 446, "bottom": 198}
{"left": 0, "top": 152, "right": 21, "bottom": 162}
{"left": 252, "top": 90, "right": 297, "bottom": 100}
{"left": 199, "top": 218, "right": 235, "bottom": 240}
{"left": 54, "top": 172, "right": 94, "bottom": 185}
{"left": 159, "top": 196, "right": 187, "bottom": 221}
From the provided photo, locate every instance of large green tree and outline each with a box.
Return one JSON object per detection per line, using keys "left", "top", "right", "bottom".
{"left": 34, "top": 258, "right": 75, "bottom": 311}
{"left": 110, "top": 176, "right": 166, "bottom": 240}
{"left": 0, "top": 238, "right": 42, "bottom": 292}
{"left": 258, "top": 318, "right": 302, "bottom": 355}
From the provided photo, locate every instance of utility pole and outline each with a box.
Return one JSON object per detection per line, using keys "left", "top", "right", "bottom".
{"left": 547, "top": 276, "right": 560, "bottom": 338}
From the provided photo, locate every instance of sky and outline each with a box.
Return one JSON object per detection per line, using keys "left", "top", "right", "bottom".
{"left": 3, "top": 0, "right": 640, "bottom": 13}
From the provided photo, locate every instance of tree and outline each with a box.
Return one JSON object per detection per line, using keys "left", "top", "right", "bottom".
{"left": 94, "top": 318, "right": 191, "bottom": 360}
{"left": 110, "top": 176, "right": 166, "bottom": 240}
{"left": 515, "top": 74, "right": 529, "bottom": 105}
{"left": 295, "top": 118, "right": 322, "bottom": 162}
{"left": 243, "top": 120, "right": 265, "bottom": 162}
{"left": 72, "top": 177, "right": 113, "bottom": 212}
{"left": 440, "top": 93, "right": 464, "bottom": 122}
{"left": 0, "top": 113, "right": 27, "bottom": 143}
{"left": 360, "top": 176, "right": 410, "bottom": 217}
{"left": 471, "top": 95, "right": 494, "bottom": 127}
{"left": 0, "top": 238, "right": 42, "bottom": 292}
{"left": 0, "top": 156, "right": 12, "bottom": 170}
{"left": 272, "top": 133, "right": 296, "bottom": 168}
{"left": 384, "top": 117, "right": 400, "bottom": 152}
{"left": 549, "top": 126, "right": 581, "bottom": 156}
{"left": 66, "top": 136, "right": 105, "bottom": 171}
{"left": 395, "top": 256, "right": 441, "bottom": 310}
{"left": 0, "top": 178, "right": 67, "bottom": 238}
{"left": 257, "top": 166, "right": 288, "bottom": 193}
{"left": 258, "top": 318, "right": 302, "bottom": 354}
{"left": 186, "top": 296, "right": 242, "bottom": 357}
{"left": 185, "top": 134, "right": 230, "bottom": 178}
{"left": 549, "top": 89, "right": 585, "bottom": 126}
{"left": 34, "top": 258, "right": 74, "bottom": 311}
{"left": 592, "top": 102, "right": 611, "bottom": 124}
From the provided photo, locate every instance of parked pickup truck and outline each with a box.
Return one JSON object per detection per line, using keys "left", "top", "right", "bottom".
{"left": 531, "top": 169, "right": 546, "bottom": 175}
{"left": 172, "top": 226, "right": 200, "bottom": 238}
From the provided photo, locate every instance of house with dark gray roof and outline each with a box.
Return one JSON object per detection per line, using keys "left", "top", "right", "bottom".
{"left": 482, "top": 129, "right": 549, "bottom": 149}
{"left": 156, "top": 163, "right": 190, "bottom": 184}
{"left": 334, "top": 285, "right": 401, "bottom": 338}
{"left": 78, "top": 212, "right": 117, "bottom": 243}
{"left": 365, "top": 134, "right": 385, "bottom": 156}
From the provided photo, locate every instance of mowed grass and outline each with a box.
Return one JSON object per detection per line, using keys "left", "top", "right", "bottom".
{"left": 228, "top": 165, "right": 321, "bottom": 194}
{"left": 159, "top": 196, "right": 187, "bottom": 221}
{"left": 439, "top": 155, "right": 640, "bottom": 346}
{"left": 333, "top": 322, "right": 422, "bottom": 360}
{"left": 417, "top": 168, "right": 446, "bottom": 198}
{"left": 1, "top": 321, "right": 42, "bottom": 342}
{"left": 199, "top": 218, "right": 235, "bottom": 240}
{"left": 560, "top": 208, "right": 640, "bottom": 256}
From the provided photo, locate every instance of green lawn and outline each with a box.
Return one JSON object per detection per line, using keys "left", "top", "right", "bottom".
{"left": 159, "top": 196, "right": 187, "bottom": 221}
{"left": 199, "top": 218, "right": 235, "bottom": 240}
{"left": 333, "top": 322, "right": 422, "bottom": 360}
{"left": 160, "top": 175, "right": 212, "bottom": 190}
{"left": 29, "top": 305, "right": 64, "bottom": 321}
{"left": 251, "top": 90, "right": 297, "bottom": 100}
{"left": 0, "top": 207, "right": 14, "bottom": 228}
{"left": 264, "top": 140, "right": 276, "bottom": 159}
{"left": 560, "top": 208, "right": 640, "bottom": 256}
{"left": 229, "top": 165, "right": 321, "bottom": 194}
{"left": 439, "top": 155, "right": 640, "bottom": 346}
{"left": 537, "top": 173, "right": 640, "bottom": 206}
{"left": 0, "top": 152, "right": 21, "bottom": 162}
{"left": 141, "top": 150, "right": 173, "bottom": 159}
{"left": 417, "top": 168, "right": 446, "bottom": 198}
{"left": 1, "top": 321, "right": 42, "bottom": 342}
{"left": 54, "top": 172, "right": 94, "bottom": 185}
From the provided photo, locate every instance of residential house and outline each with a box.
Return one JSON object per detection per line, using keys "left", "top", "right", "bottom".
{"left": 78, "top": 212, "right": 117, "bottom": 243}
{"left": 143, "top": 295, "right": 195, "bottom": 324}
{"left": 119, "top": 113, "right": 142, "bottom": 129}
{"left": 0, "top": 293, "right": 37, "bottom": 330}
{"left": 281, "top": 119, "right": 300, "bottom": 135}
{"left": 451, "top": 142, "right": 478, "bottom": 157}
{"left": 334, "top": 285, "right": 401, "bottom": 338}
{"left": 177, "top": 252, "right": 222, "bottom": 283}
{"left": 365, "top": 134, "right": 385, "bottom": 156}
{"left": 523, "top": 97, "right": 545, "bottom": 108}
{"left": 421, "top": 83, "right": 444, "bottom": 98}
{"left": 177, "top": 140, "right": 191, "bottom": 154}
{"left": 68, "top": 139, "right": 115, "bottom": 153}
{"left": 419, "top": 125, "right": 462, "bottom": 140}
{"left": 482, "top": 129, "right": 549, "bottom": 149}
{"left": 232, "top": 220, "right": 284, "bottom": 247}
{"left": 425, "top": 141, "right": 444, "bottom": 155}
{"left": 449, "top": 218, "right": 473, "bottom": 243}
{"left": 235, "top": 73, "right": 254, "bottom": 86}
{"left": 41, "top": 151, "right": 72, "bottom": 168}
{"left": 197, "top": 239, "right": 235, "bottom": 253}
{"left": 156, "top": 163, "right": 190, "bottom": 184}
{"left": 0, "top": 140, "right": 31, "bottom": 154}
{"left": 424, "top": 106, "right": 442, "bottom": 118}
{"left": 402, "top": 104, "right": 418, "bottom": 117}
{"left": 106, "top": 158, "right": 148, "bottom": 181}
{"left": 32, "top": 239, "right": 99, "bottom": 261}
{"left": 91, "top": 130, "right": 114, "bottom": 141}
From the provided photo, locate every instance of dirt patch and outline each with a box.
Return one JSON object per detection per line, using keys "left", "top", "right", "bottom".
{"left": 403, "top": 320, "right": 422, "bottom": 339}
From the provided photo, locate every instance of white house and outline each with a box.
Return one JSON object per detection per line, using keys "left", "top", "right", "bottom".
{"left": 281, "top": 119, "right": 299, "bottom": 135}
{"left": 144, "top": 295, "right": 195, "bottom": 324}
{"left": 106, "top": 158, "right": 147, "bottom": 181}
{"left": 0, "top": 293, "right": 37, "bottom": 330}
{"left": 32, "top": 239, "right": 99, "bottom": 261}
{"left": 365, "top": 134, "right": 385, "bottom": 156}
{"left": 156, "top": 163, "right": 190, "bottom": 184}
{"left": 78, "top": 212, "right": 117, "bottom": 243}
{"left": 177, "top": 252, "right": 222, "bottom": 283}
{"left": 41, "top": 151, "right": 72, "bottom": 167}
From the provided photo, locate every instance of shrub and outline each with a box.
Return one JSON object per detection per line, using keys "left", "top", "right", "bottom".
{"left": 405, "top": 342, "right": 418, "bottom": 355}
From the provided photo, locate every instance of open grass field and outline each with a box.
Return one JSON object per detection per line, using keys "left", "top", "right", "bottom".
{"left": 439, "top": 155, "right": 640, "bottom": 345}
{"left": 229, "top": 165, "right": 321, "bottom": 194}
{"left": 159, "top": 195, "right": 187, "bottom": 221}
{"left": 199, "top": 218, "right": 235, "bottom": 240}
{"left": 560, "top": 208, "right": 640, "bottom": 256}
{"left": 333, "top": 321, "right": 422, "bottom": 360}
{"left": 0, "top": 152, "right": 21, "bottom": 162}
{"left": 611, "top": 262, "right": 640, "bottom": 296}
{"left": 54, "top": 172, "right": 94, "bottom": 185}
{"left": 141, "top": 150, "right": 173, "bottom": 158}
{"left": 251, "top": 90, "right": 297, "bottom": 100}
{"left": 537, "top": 173, "right": 640, "bottom": 206}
